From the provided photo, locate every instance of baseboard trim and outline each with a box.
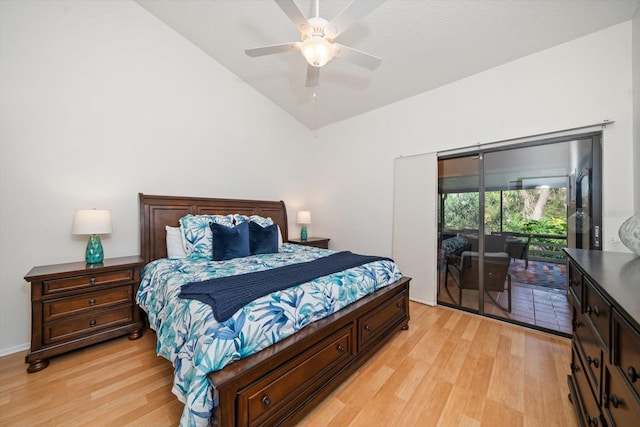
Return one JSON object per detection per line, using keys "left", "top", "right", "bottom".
{"left": 0, "top": 342, "right": 29, "bottom": 357}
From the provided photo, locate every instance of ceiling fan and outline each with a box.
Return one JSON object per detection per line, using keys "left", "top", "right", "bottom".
{"left": 245, "top": 0, "right": 384, "bottom": 87}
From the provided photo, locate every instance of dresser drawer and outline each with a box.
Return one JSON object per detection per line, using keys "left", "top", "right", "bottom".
{"left": 584, "top": 277, "right": 611, "bottom": 350}
{"left": 604, "top": 365, "right": 640, "bottom": 427}
{"left": 575, "top": 313, "right": 603, "bottom": 398}
{"left": 358, "top": 290, "right": 407, "bottom": 351}
{"left": 572, "top": 345, "right": 604, "bottom": 426}
{"left": 43, "top": 286, "right": 133, "bottom": 322}
{"left": 612, "top": 310, "right": 640, "bottom": 401}
{"left": 43, "top": 305, "right": 133, "bottom": 345}
{"left": 43, "top": 269, "right": 135, "bottom": 295}
{"left": 568, "top": 262, "right": 583, "bottom": 305}
{"left": 238, "top": 325, "right": 354, "bottom": 426}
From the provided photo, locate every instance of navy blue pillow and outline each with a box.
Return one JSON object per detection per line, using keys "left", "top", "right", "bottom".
{"left": 249, "top": 221, "right": 279, "bottom": 255}
{"left": 210, "top": 221, "right": 250, "bottom": 261}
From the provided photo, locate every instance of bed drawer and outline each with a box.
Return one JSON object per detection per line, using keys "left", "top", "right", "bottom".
{"left": 358, "top": 289, "right": 407, "bottom": 351}
{"left": 43, "top": 269, "right": 135, "bottom": 295}
{"left": 43, "top": 305, "right": 133, "bottom": 345}
{"left": 237, "top": 325, "right": 354, "bottom": 426}
{"left": 43, "top": 286, "right": 132, "bottom": 322}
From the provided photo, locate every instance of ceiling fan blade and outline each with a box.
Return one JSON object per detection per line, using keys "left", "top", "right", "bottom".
{"left": 306, "top": 65, "right": 319, "bottom": 87}
{"left": 330, "top": 0, "right": 384, "bottom": 37}
{"left": 245, "top": 42, "right": 301, "bottom": 57}
{"left": 333, "top": 43, "right": 381, "bottom": 70}
{"left": 274, "top": 0, "right": 310, "bottom": 34}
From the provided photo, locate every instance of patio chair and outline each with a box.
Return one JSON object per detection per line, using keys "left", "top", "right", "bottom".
{"left": 506, "top": 234, "right": 532, "bottom": 269}
{"left": 484, "top": 234, "right": 507, "bottom": 252}
{"left": 444, "top": 251, "right": 512, "bottom": 312}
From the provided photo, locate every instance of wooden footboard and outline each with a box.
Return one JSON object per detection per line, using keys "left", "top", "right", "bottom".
{"left": 209, "top": 276, "right": 411, "bottom": 427}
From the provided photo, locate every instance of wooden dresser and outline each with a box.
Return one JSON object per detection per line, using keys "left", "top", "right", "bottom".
{"left": 565, "top": 249, "right": 640, "bottom": 427}
{"left": 24, "top": 256, "right": 145, "bottom": 372}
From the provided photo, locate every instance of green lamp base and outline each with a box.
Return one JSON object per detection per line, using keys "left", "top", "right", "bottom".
{"left": 85, "top": 234, "right": 104, "bottom": 264}
{"left": 300, "top": 225, "right": 308, "bottom": 241}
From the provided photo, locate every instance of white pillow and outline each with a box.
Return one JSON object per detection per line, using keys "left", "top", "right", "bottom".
{"left": 277, "top": 225, "right": 284, "bottom": 248}
{"left": 166, "top": 226, "right": 187, "bottom": 258}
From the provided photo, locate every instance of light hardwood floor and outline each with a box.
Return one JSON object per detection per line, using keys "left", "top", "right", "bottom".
{"left": 0, "top": 302, "right": 578, "bottom": 426}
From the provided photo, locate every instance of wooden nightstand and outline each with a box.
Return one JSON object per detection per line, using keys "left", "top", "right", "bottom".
{"left": 287, "top": 237, "right": 330, "bottom": 249}
{"left": 24, "top": 256, "right": 145, "bottom": 372}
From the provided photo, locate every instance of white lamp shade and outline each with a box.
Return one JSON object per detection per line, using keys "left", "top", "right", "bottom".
{"left": 72, "top": 209, "right": 112, "bottom": 235}
{"left": 297, "top": 211, "right": 311, "bottom": 225}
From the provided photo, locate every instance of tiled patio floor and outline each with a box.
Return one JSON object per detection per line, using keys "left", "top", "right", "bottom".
{"left": 437, "top": 269, "right": 571, "bottom": 335}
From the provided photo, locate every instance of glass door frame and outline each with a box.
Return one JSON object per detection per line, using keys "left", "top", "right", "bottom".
{"left": 437, "top": 131, "right": 602, "bottom": 335}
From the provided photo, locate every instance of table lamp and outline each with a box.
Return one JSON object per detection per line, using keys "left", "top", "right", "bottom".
{"left": 297, "top": 211, "right": 311, "bottom": 241}
{"left": 72, "top": 209, "right": 112, "bottom": 264}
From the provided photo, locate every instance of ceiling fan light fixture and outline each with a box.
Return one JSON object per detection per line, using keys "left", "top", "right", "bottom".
{"left": 300, "top": 35, "right": 335, "bottom": 67}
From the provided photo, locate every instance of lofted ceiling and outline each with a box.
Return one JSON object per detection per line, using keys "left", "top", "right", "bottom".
{"left": 136, "top": 0, "right": 639, "bottom": 130}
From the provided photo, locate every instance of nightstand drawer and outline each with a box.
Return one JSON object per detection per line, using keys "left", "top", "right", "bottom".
{"left": 43, "top": 269, "right": 134, "bottom": 295}
{"left": 43, "top": 305, "right": 133, "bottom": 345}
{"left": 44, "top": 286, "right": 133, "bottom": 322}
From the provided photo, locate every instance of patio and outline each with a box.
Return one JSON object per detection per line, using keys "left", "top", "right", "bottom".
{"left": 438, "top": 258, "right": 571, "bottom": 334}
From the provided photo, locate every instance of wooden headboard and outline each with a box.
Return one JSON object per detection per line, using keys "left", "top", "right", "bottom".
{"left": 139, "top": 193, "right": 288, "bottom": 264}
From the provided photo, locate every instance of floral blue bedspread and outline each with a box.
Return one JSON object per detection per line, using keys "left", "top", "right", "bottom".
{"left": 136, "top": 243, "right": 402, "bottom": 426}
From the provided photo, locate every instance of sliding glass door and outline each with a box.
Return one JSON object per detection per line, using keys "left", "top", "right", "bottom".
{"left": 437, "top": 155, "right": 480, "bottom": 311}
{"left": 437, "top": 133, "right": 602, "bottom": 335}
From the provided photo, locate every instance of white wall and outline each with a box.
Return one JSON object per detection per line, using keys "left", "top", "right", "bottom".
{"left": 309, "top": 22, "right": 635, "bottom": 262}
{"left": 0, "top": 1, "right": 311, "bottom": 354}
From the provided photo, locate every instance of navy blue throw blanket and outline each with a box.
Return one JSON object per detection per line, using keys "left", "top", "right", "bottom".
{"left": 179, "top": 251, "right": 392, "bottom": 322}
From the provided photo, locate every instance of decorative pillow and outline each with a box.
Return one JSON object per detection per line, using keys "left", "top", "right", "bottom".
{"left": 165, "top": 226, "right": 187, "bottom": 258}
{"left": 233, "top": 214, "right": 273, "bottom": 227}
{"left": 233, "top": 214, "right": 283, "bottom": 247}
{"left": 211, "top": 221, "right": 250, "bottom": 261}
{"left": 180, "top": 214, "right": 234, "bottom": 258}
{"left": 441, "top": 236, "right": 469, "bottom": 255}
{"left": 249, "top": 221, "right": 279, "bottom": 255}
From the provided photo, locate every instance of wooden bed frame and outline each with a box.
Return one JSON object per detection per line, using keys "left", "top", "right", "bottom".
{"left": 138, "top": 193, "right": 411, "bottom": 427}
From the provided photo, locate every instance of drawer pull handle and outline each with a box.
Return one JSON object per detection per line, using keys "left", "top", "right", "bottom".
{"left": 572, "top": 320, "right": 581, "bottom": 329}
{"left": 587, "top": 415, "right": 599, "bottom": 427}
{"left": 396, "top": 302, "right": 403, "bottom": 309}
{"left": 628, "top": 366, "right": 638, "bottom": 383}
{"left": 586, "top": 356, "right": 599, "bottom": 368}
{"left": 364, "top": 325, "right": 373, "bottom": 331}
{"left": 337, "top": 344, "right": 345, "bottom": 352}
{"left": 586, "top": 305, "right": 599, "bottom": 317}
{"left": 261, "top": 395, "right": 271, "bottom": 408}
{"left": 89, "top": 298, "right": 96, "bottom": 306}
{"left": 90, "top": 319, "right": 96, "bottom": 327}
{"left": 570, "top": 363, "right": 579, "bottom": 373}
{"left": 90, "top": 277, "right": 96, "bottom": 284}
{"left": 607, "top": 393, "right": 620, "bottom": 409}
